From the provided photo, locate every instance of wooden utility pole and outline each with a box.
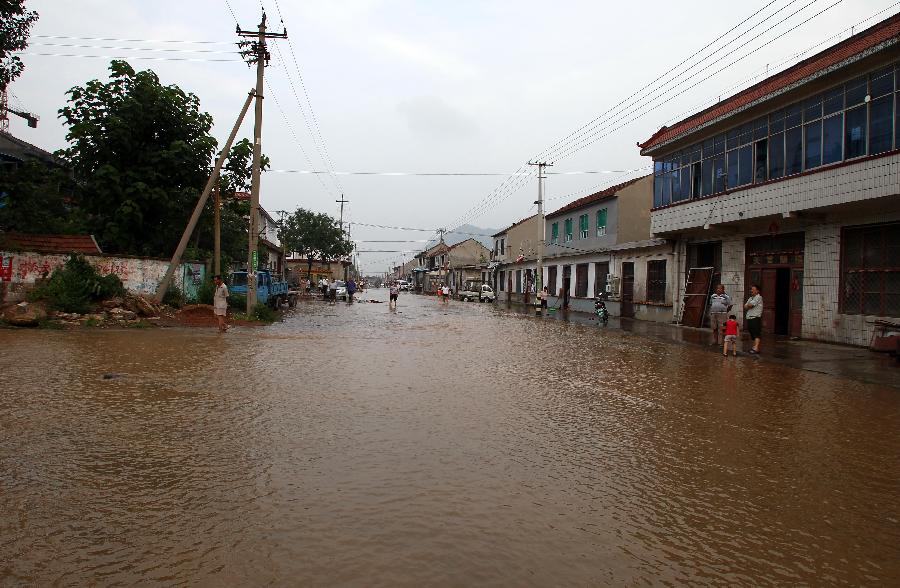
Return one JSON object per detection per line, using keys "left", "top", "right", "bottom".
{"left": 528, "top": 161, "right": 552, "bottom": 314}
{"left": 213, "top": 184, "right": 221, "bottom": 277}
{"left": 155, "top": 91, "right": 255, "bottom": 303}
{"left": 237, "top": 12, "right": 287, "bottom": 313}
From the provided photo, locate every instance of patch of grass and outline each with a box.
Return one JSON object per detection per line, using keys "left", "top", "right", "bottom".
{"left": 126, "top": 319, "right": 153, "bottom": 328}
{"left": 83, "top": 318, "right": 101, "bottom": 327}
{"left": 251, "top": 302, "right": 277, "bottom": 323}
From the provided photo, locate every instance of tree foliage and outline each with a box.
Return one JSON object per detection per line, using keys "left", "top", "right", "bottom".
{"left": 0, "top": 0, "right": 39, "bottom": 91}
{"left": 0, "top": 160, "right": 86, "bottom": 234}
{"left": 279, "top": 208, "right": 353, "bottom": 277}
{"left": 57, "top": 60, "right": 218, "bottom": 256}
{"left": 29, "top": 254, "right": 125, "bottom": 314}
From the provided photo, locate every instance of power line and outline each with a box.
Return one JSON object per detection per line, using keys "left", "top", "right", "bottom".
{"left": 271, "top": 0, "right": 345, "bottom": 196}
{"left": 534, "top": 0, "right": 785, "bottom": 163}
{"left": 441, "top": 0, "right": 841, "bottom": 231}
{"left": 267, "top": 168, "right": 648, "bottom": 176}
{"left": 551, "top": 0, "right": 847, "bottom": 161}
{"left": 32, "top": 34, "right": 233, "bottom": 45}
{"left": 265, "top": 78, "right": 337, "bottom": 199}
{"left": 20, "top": 52, "right": 241, "bottom": 62}
{"left": 438, "top": 0, "right": 791, "bottom": 233}
{"left": 30, "top": 42, "right": 239, "bottom": 54}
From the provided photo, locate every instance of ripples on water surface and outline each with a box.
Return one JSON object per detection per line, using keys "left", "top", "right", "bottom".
{"left": 1, "top": 292, "right": 899, "bottom": 586}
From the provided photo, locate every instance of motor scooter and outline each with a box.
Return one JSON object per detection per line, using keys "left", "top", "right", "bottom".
{"left": 594, "top": 297, "right": 609, "bottom": 324}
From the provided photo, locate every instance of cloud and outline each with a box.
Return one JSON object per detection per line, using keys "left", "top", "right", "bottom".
{"left": 374, "top": 33, "right": 478, "bottom": 80}
{"left": 397, "top": 95, "right": 478, "bottom": 141}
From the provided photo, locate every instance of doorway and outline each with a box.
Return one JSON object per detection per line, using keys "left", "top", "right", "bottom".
{"left": 562, "top": 265, "right": 571, "bottom": 309}
{"left": 621, "top": 262, "right": 635, "bottom": 318}
{"left": 745, "top": 232, "right": 804, "bottom": 337}
{"left": 775, "top": 268, "right": 791, "bottom": 336}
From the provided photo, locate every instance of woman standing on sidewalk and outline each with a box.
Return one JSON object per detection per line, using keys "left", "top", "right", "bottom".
{"left": 744, "top": 284, "right": 763, "bottom": 354}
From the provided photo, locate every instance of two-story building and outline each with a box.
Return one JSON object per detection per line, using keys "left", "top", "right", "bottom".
{"left": 639, "top": 14, "right": 900, "bottom": 346}
{"left": 492, "top": 214, "right": 541, "bottom": 304}
{"left": 541, "top": 175, "right": 674, "bottom": 320}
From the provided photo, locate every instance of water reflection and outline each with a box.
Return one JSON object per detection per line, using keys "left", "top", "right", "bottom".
{"left": 1, "top": 292, "right": 898, "bottom": 586}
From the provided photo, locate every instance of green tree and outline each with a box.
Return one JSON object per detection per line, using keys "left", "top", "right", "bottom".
{"left": 279, "top": 208, "right": 353, "bottom": 281}
{"left": 203, "top": 138, "right": 270, "bottom": 266}
{"left": 57, "top": 60, "right": 218, "bottom": 256}
{"left": 0, "top": 1, "right": 39, "bottom": 91}
{"left": 0, "top": 160, "right": 86, "bottom": 234}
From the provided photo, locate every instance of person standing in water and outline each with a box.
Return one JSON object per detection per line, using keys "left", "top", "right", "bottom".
{"left": 213, "top": 275, "right": 228, "bottom": 333}
{"left": 744, "top": 284, "right": 763, "bottom": 354}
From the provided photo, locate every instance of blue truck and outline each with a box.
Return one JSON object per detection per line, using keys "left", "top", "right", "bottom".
{"left": 229, "top": 270, "right": 297, "bottom": 308}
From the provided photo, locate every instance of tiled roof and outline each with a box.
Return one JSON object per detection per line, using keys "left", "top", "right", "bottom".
{"left": 639, "top": 12, "right": 900, "bottom": 154}
{"left": 546, "top": 176, "right": 645, "bottom": 220}
{"left": 0, "top": 232, "right": 102, "bottom": 254}
{"left": 492, "top": 214, "right": 537, "bottom": 237}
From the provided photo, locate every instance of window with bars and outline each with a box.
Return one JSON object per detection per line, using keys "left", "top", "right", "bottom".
{"left": 551, "top": 222, "right": 558, "bottom": 244}
{"left": 841, "top": 223, "right": 900, "bottom": 317}
{"left": 647, "top": 260, "right": 667, "bottom": 303}
{"left": 596, "top": 208, "right": 607, "bottom": 236}
{"left": 575, "top": 264, "right": 589, "bottom": 298}
{"left": 564, "top": 218, "right": 573, "bottom": 242}
{"left": 579, "top": 214, "right": 589, "bottom": 239}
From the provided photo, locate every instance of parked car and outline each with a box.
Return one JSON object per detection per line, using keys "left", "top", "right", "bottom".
{"left": 333, "top": 280, "right": 348, "bottom": 301}
{"left": 396, "top": 280, "right": 410, "bottom": 291}
{"left": 459, "top": 283, "right": 495, "bottom": 302}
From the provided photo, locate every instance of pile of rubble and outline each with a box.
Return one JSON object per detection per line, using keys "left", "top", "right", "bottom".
{"left": 1, "top": 293, "right": 168, "bottom": 328}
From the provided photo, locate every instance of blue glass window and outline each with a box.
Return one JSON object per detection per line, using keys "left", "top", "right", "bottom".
{"left": 869, "top": 95, "right": 893, "bottom": 155}
{"left": 845, "top": 105, "right": 867, "bottom": 159}
{"left": 769, "top": 133, "right": 784, "bottom": 180}
{"left": 786, "top": 127, "right": 803, "bottom": 175}
{"left": 805, "top": 121, "right": 822, "bottom": 169}
{"left": 822, "top": 114, "right": 843, "bottom": 164}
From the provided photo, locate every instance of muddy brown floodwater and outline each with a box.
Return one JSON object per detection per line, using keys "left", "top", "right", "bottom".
{"left": 2, "top": 290, "right": 899, "bottom": 586}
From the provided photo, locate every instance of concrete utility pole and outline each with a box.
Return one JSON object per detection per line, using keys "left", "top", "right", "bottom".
{"left": 156, "top": 90, "right": 255, "bottom": 303}
{"left": 213, "top": 184, "right": 221, "bottom": 277}
{"left": 336, "top": 195, "right": 349, "bottom": 281}
{"left": 528, "top": 161, "right": 553, "bottom": 315}
{"left": 238, "top": 12, "right": 287, "bottom": 313}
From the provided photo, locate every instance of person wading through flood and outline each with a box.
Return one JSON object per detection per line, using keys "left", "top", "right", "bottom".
{"left": 389, "top": 282, "right": 399, "bottom": 309}
{"left": 328, "top": 279, "right": 338, "bottom": 305}
{"left": 744, "top": 284, "right": 764, "bottom": 354}
{"left": 213, "top": 275, "right": 229, "bottom": 333}
{"left": 709, "top": 284, "right": 732, "bottom": 346}
{"left": 347, "top": 277, "right": 357, "bottom": 303}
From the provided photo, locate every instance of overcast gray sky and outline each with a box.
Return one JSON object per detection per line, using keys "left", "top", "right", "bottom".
{"left": 9, "top": 0, "right": 898, "bottom": 271}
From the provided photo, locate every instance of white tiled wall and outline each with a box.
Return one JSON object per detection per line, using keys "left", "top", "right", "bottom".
{"left": 652, "top": 153, "right": 900, "bottom": 234}
{"left": 802, "top": 210, "right": 900, "bottom": 346}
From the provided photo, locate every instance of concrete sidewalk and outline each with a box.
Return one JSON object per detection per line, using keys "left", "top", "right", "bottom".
{"left": 497, "top": 303, "right": 900, "bottom": 389}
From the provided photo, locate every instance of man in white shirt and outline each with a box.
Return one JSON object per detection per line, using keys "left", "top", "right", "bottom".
{"left": 708, "top": 284, "right": 732, "bottom": 345}
{"left": 213, "top": 275, "right": 229, "bottom": 332}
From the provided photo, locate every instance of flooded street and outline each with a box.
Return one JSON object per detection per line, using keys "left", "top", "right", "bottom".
{"left": 2, "top": 291, "right": 899, "bottom": 586}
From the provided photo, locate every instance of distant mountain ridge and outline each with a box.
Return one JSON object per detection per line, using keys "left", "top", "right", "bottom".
{"left": 426, "top": 224, "right": 498, "bottom": 250}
